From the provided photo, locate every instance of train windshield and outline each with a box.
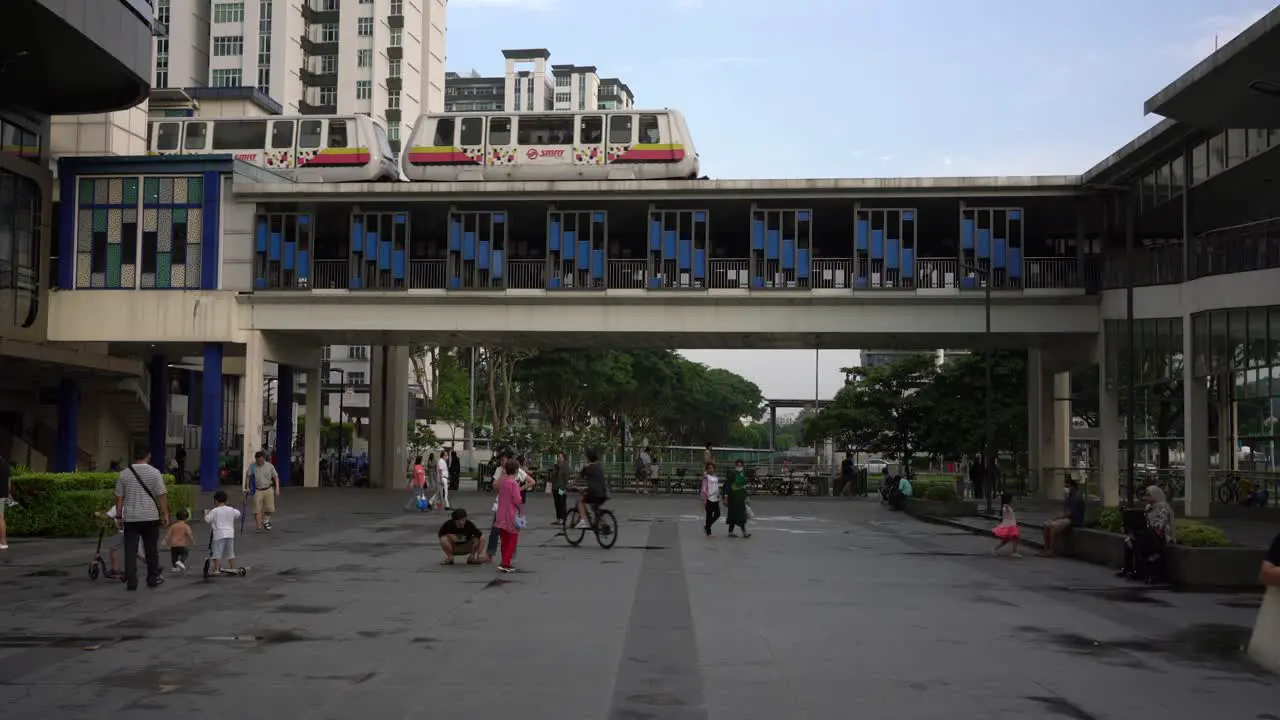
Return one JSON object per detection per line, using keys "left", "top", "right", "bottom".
{"left": 373, "top": 124, "right": 394, "bottom": 160}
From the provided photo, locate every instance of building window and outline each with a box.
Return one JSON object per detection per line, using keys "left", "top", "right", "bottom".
{"left": 388, "top": 59, "right": 401, "bottom": 77}
{"left": 556, "top": 75, "right": 569, "bottom": 87}
{"left": 257, "top": 68, "right": 271, "bottom": 94}
{"left": 258, "top": 34, "right": 271, "bottom": 63}
{"left": 357, "top": 49, "right": 372, "bottom": 67}
{"left": 154, "top": 37, "right": 169, "bottom": 89}
{"left": 319, "top": 0, "right": 339, "bottom": 9}
{"left": 356, "top": 81, "right": 372, "bottom": 100}
{"left": 212, "top": 69, "right": 243, "bottom": 87}
{"left": 74, "top": 176, "right": 205, "bottom": 290}
{"left": 388, "top": 91, "right": 400, "bottom": 110}
{"left": 348, "top": 371, "right": 366, "bottom": 386}
{"left": 321, "top": 23, "right": 339, "bottom": 42}
{"left": 156, "top": 0, "right": 170, "bottom": 25}
{"left": 348, "top": 346, "right": 368, "bottom": 360}
{"left": 554, "top": 92, "right": 570, "bottom": 103}
{"left": 390, "top": 27, "right": 402, "bottom": 46}
{"left": 358, "top": 18, "right": 373, "bottom": 36}
{"left": 322, "top": 346, "right": 331, "bottom": 361}
{"left": 0, "top": 170, "right": 40, "bottom": 328}
{"left": 319, "top": 87, "right": 337, "bottom": 106}
{"left": 319, "top": 55, "right": 337, "bottom": 74}
{"left": 213, "top": 2, "right": 244, "bottom": 22}
{"left": 213, "top": 36, "right": 244, "bottom": 56}
{"left": 258, "top": 0, "right": 272, "bottom": 32}
{"left": 390, "top": 0, "right": 403, "bottom": 13}
{"left": 388, "top": 125, "right": 400, "bottom": 142}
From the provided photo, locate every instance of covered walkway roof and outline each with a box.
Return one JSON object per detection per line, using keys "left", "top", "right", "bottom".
{"left": 1145, "top": 6, "right": 1280, "bottom": 127}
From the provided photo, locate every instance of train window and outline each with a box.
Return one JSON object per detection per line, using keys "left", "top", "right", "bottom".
{"left": 639, "top": 115, "right": 661, "bottom": 144}
{"left": 211, "top": 120, "right": 268, "bottom": 150}
{"left": 459, "top": 117, "right": 484, "bottom": 145}
{"left": 271, "top": 121, "right": 294, "bottom": 149}
{"left": 579, "top": 116, "right": 603, "bottom": 144}
{"left": 608, "top": 115, "right": 632, "bottom": 144}
{"left": 299, "top": 120, "right": 322, "bottom": 148}
{"left": 488, "top": 117, "right": 511, "bottom": 145}
{"left": 517, "top": 115, "right": 573, "bottom": 145}
{"left": 432, "top": 118, "right": 455, "bottom": 146}
{"left": 183, "top": 123, "right": 207, "bottom": 150}
{"left": 156, "top": 123, "right": 180, "bottom": 151}
{"left": 328, "top": 120, "right": 348, "bottom": 148}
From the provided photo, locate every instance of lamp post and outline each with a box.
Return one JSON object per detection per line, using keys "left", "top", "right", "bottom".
{"left": 959, "top": 262, "right": 995, "bottom": 515}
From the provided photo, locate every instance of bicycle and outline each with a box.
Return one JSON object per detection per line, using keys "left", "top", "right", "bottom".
{"left": 563, "top": 488, "right": 618, "bottom": 549}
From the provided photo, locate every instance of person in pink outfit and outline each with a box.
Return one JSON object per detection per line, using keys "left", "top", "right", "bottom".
{"left": 992, "top": 492, "right": 1022, "bottom": 557}
{"left": 494, "top": 459, "right": 525, "bottom": 573}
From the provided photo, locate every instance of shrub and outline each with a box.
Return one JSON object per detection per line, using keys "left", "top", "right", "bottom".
{"left": 8, "top": 471, "right": 191, "bottom": 537}
{"left": 922, "top": 483, "right": 958, "bottom": 502}
{"left": 1089, "top": 507, "right": 1123, "bottom": 534}
{"left": 1174, "top": 519, "right": 1231, "bottom": 548}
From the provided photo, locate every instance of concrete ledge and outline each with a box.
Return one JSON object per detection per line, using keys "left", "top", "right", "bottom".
{"left": 1166, "top": 545, "right": 1267, "bottom": 589}
{"left": 903, "top": 497, "right": 978, "bottom": 518}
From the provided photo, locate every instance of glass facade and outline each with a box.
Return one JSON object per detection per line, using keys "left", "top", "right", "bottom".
{"left": 1191, "top": 306, "right": 1280, "bottom": 470}
{"left": 74, "top": 176, "right": 204, "bottom": 289}
{"left": 0, "top": 170, "right": 40, "bottom": 328}
{"left": 1104, "top": 318, "right": 1186, "bottom": 466}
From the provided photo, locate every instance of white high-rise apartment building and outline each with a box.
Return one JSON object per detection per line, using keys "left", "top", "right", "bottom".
{"left": 445, "top": 48, "right": 634, "bottom": 114}
{"left": 156, "top": 0, "right": 446, "bottom": 153}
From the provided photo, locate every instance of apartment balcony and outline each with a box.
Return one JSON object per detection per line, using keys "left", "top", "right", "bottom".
{"left": 300, "top": 5, "right": 340, "bottom": 23}
{"left": 299, "top": 100, "right": 337, "bottom": 115}
{"left": 299, "top": 35, "right": 338, "bottom": 56}
{"left": 300, "top": 68, "right": 338, "bottom": 88}
{"left": 384, "top": 108, "right": 401, "bottom": 124}
{"left": 388, "top": 14, "right": 404, "bottom": 29}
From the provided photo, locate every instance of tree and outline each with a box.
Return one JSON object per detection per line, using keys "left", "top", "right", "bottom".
{"left": 296, "top": 417, "right": 354, "bottom": 451}
{"left": 434, "top": 349, "right": 470, "bottom": 442}
{"left": 803, "top": 354, "right": 937, "bottom": 473}
{"left": 915, "top": 351, "right": 1028, "bottom": 462}
{"left": 407, "top": 422, "right": 439, "bottom": 461}
{"left": 481, "top": 347, "right": 537, "bottom": 437}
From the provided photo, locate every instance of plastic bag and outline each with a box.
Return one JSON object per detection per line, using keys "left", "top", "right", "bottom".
{"left": 746, "top": 503, "right": 755, "bottom": 520}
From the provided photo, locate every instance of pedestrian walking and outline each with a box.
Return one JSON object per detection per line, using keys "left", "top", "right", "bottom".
{"left": 114, "top": 446, "right": 170, "bottom": 590}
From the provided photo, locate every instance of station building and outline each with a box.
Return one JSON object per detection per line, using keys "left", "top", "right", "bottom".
{"left": 10, "top": 4, "right": 1280, "bottom": 517}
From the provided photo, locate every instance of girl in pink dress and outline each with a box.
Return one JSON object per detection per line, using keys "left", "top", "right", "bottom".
{"left": 992, "top": 492, "right": 1021, "bottom": 557}
{"left": 494, "top": 459, "right": 525, "bottom": 573}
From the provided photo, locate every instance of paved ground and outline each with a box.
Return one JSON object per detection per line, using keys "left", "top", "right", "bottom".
{"left": 0, "top": 489, "right": 1276, "bottom": 719}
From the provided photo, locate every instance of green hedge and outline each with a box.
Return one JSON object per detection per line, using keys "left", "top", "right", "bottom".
{"left": 912, "top": 478, "right": 959, "bottom": 502}
{"left": 7, "top": 471, "right": 194, "bottom": 537}
{"left": 1086, "top": 507, "right": 1231, "bottom": 547}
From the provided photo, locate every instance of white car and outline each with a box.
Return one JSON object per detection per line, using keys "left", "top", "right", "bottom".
{"left": 864, "top": 458, "right": 889, "bottom": 474}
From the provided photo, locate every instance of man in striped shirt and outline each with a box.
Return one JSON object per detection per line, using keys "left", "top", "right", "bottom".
{"left": 113, "top": 446, "right": 170, "bottom": 591}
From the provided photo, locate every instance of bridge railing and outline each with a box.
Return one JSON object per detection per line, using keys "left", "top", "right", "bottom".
{"left": 258, "top": 256, "right": 1093, "bottom": 292}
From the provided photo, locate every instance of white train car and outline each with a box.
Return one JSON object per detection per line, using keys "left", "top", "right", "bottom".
{"left": 149, "top": 115, "right": 399, "bottom": 182}
{"left": 402, "top": 109, "right": 699, "bottom": 182}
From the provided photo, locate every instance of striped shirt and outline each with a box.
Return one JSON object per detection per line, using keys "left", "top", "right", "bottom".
{"left": 114, "top": 463, "right": 167, "bottom": 522}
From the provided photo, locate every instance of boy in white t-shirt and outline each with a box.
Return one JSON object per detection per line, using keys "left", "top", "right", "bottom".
{"left": 203, "top": 490, "right": 242, "bottom": 573}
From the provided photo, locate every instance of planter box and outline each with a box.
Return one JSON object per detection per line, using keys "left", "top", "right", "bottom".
{"left": 903, "top": 496, "right": 978, "bottom": 518}
{"left": 1058, "top": 528, "right": 1264, "bottom": 589}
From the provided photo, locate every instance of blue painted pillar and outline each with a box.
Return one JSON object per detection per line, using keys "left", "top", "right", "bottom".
{"left": 54, "top": 378, "right": 79, "bottom": 472}
{"left": 276, "top": 365, "right": 294, "bottom": 486}
{"left": 200, "top": 344, "right": 224, "bottom": 492}
{"left": 148, "top": 355, "right": 169, "bottom": 472}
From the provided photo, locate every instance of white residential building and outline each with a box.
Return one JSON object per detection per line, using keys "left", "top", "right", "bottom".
{"left": 445, "top": 48, "right": 634, "bottom": 114}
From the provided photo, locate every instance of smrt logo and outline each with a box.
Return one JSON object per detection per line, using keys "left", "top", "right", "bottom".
{"left": 525, "top": 148, "right": 565, "bottom": 159}
{"left": 234, "top": 153, "right": 257, "bottom": 161}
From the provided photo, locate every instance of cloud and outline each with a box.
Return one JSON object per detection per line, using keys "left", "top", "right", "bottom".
{"left": 1176, "top": 7, "right": 1272, "bottom": 65}
{"left": 878, "top": 154, "right": 893, "bottom": 162}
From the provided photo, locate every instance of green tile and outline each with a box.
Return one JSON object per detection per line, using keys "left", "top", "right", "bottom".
{"left": 123, "top": 177, "right": 139, "bottom": 204}
{"left": 106, "top": 245, "right": 122, "bottom": 288}
{"left": 157, "top": 253, "right": 172, "bottom": 288}
{"left": 144, "top": 177, "right": 159, "bottom": 204}
{"left": 92, "top": 209, "right": 107, "bottom": 232}
{"left": 174, "top": 208, "right": 187, "bottom": 223}
{"left": 78, "top": 178, "right": 94, "bottom": 205}
{"left": 188, "top": 177, "right": 203, "bottom": 198}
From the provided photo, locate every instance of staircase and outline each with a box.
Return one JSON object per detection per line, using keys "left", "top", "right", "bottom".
{"left": 108, "top": 371, "right": 151, "bottom": 449}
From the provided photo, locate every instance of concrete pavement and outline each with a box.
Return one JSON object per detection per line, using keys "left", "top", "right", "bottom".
{"left": 0, "top": 489, "right": 1276, "bottom": 719}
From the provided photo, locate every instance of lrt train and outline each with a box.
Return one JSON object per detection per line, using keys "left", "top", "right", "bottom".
{"left": 148, "top": 114, "right": 399, "bottom": 182}
{"left": 148, "top": 109, "right": 699, "bottom": 183}
{"left": 400, "top": 109, "right": 699, "bottom": 182}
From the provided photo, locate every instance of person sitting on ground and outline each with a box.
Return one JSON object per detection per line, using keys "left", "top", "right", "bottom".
{"left": 1038, "top": 478, "right": 1086, "bottom": 557}
{"left": 438, "top": 508, "right": 485, "bottom": 565}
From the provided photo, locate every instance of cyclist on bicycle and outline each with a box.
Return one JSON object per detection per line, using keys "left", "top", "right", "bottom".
{"left": 574, "top": 448, "right": 609, "bottom": 530}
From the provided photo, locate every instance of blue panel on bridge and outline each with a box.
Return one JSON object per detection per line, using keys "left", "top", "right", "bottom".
{"left": 593, "top": 212, "right": 605, "bottom": 223}
{"left": 378, "top": 241, "right": 391, "bottom": 271}
{"left": 993, "top": 238, "right": 1006, "bottom": 268}
{"left": 256, "top": 218, "right": 268, "bottom": 252}
{"left": 477, "top": 241, "right": 490, "bottom": 270}
{"left": 886, "top": 239, "right": 899, "bottom": 269}
{"left": 766, "top": 228, "right": 779, "bottom": 259}
{"left": 283, "top": 242, "right": 295, "bottom": 271}
{"left": 578, "top": 241, "right": 590, "bottom": 268}
{"left": 694, "top": 211, "right": 706, "bottom": 222}
{"left": 752, "top": 220, "right": 765, "bottom": 251}
{"left": 797, "top": 249, "right": 809, "bottom": 278}
{"left": 871, "top": 229, "right": 883, "bottom": 259}
{"left": 448, "top": 220, "right": 461, "bottom": 251}
{"left": 903, "top": 211, "right": 914, "bottom": 221}
{"left": 550, "top": 219, "right": 561, "bottom": 251}
{"left": 694, "top": 249, "right": 705, "bottom": 279}
{"left": 962, "top": 218, "right": 974, "bottom": 250}
{"left": 1008, "top": 209, "right": 1021, "bottom": 221}
{"left": 678, "top": 239, "right": 691, "bottom": 270}
{"left": 365, "top": 231, "right": 378, "bottom": 259}
{"left": 269, "top": 232, "right": 281, "bottom": 261}
{"left": 564, "top": 231, "right": 576, "bottom": 260}
{"left": 977, "top": 229, "right": 990, "bottom": 258}
{"left": 392, "top": 250, "right": 404, "bottom": 279}
{"left": 902, "top": 249, "right": 914, "bottom": 277}
{"left": 781, "top": 239, "right": 794, "bottom": 270}
{"left": 650, "top": 220, "right": 662, "bottom": 251}
{"left": 1009, "top": 248, "right": 1022, "bottom": 277}
{"left": 856, "top": 219, "right": 868, "bottom": 251}
{"left": 297, "top": 251, "right": 309, "bottom": 279}
{"left": 394, "top": 214, "right": 406, "bottom": 225}
{"left": 591, "top": 249, "right": 604, "bottom": 278}
{"left": 491, "top": 250, "right": 504, "bottom": 279}
{"left": 663, "top": 230, "right": 676, "bottom": 258}
{"left": 462, "top": 232, "right": 475, "bottom": 261}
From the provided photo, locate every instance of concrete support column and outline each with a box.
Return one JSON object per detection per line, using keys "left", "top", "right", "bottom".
{"left": 304, "top": 366, "right": 321, "bottom": 488}
{"left": 54, "top": 378, "right": 80, "bottom": 472}
{"left": 147, "top": 354, "right": 169, "bottom": 472}
{"left": 369, "top": 345, "right": 410, "bottom": 488}
{"left": 1096, "top": 336, "right": 1121, "bottom": 507}
{"left": 275, "top": 365, "right": 295, "bottom": 486}
{"left": 239, "top": 332, "right": 265, "bottom": 489}
{"left": 1182, "top": 333, "right": 1211, "bottom": 517}
{"left": 1050, "top": 371, "right": 1073, "bottom": 494}
{"left": 200, "top": 343, "right": 224, "bottom": 492}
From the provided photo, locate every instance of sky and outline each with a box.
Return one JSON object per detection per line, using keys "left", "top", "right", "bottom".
{"left": 447, "top": 0, "right": 1274, "bottom": 402}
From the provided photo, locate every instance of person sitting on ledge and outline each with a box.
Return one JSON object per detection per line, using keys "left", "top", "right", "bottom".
{"left": 1039, "top": 478, "right": 1086, "bottom": 558}
{"left": 438, "top": 508, "right": 485, "bottom": 565}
